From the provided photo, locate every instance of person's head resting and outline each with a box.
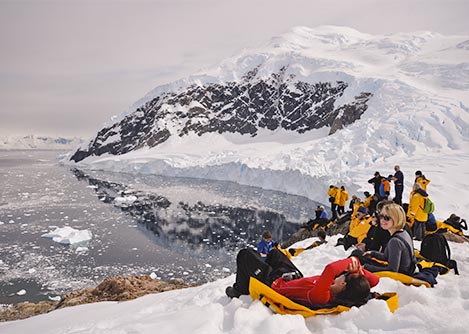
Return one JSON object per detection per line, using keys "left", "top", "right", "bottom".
{"left": 261, "top": 230, "right": 272, "bottom": 241}
{"left": 381, "top": 203, "right": 406, "bottom": 230}
{"left": 332, "top": 272, "right": 370, "bottom": 307}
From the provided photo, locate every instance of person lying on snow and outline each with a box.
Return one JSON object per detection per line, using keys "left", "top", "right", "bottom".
{"left": 226, "top": 247, "right": 379, "bottom": 308}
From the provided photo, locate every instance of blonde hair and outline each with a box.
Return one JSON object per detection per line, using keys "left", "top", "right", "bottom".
{"left": 382, "top": 203, "right": 406, "bottom": 230}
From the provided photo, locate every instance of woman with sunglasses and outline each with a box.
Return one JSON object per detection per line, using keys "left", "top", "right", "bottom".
{"left": 226, "top": 248, "right": 379, "bottom": 307}
{"left": 361, "top": 203, "right": 416, "bottom": 275}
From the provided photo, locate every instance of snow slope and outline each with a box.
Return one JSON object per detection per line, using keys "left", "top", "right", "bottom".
{"left": 73, "top": 26, "right": 469, "bottom": 219}
{"left": 2, "top": 233, "right": 468, "bottom": 334}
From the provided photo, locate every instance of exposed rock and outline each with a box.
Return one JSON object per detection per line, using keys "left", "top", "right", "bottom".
{"left": 443, "top": 232, "right": 469, "bottom": 243}
{"left": 0, "top": 275, "right": 194, "bottom": 322}
{"left": 71, "top": 68, "right": 372, "bottom": 162}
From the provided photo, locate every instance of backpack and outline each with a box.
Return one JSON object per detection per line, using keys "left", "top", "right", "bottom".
{"left": 420, "top": 233, "right": 459, "bottom": 274}
{"left": 422, "top": 197, "right": 435, "bottom": 214}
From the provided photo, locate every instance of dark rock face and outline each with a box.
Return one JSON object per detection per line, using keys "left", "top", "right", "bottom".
{"left": 71, "top": 68, "right": 372, "bottom": 162}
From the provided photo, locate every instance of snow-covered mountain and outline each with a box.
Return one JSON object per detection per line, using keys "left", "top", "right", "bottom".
{"left": 1, "top": 135, "right": 84, "bottom": 150}
{"left": 70, "top": 26, "right": 469, "bottom": 214}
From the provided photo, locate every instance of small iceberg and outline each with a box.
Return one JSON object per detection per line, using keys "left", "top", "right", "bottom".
{"left": 41, "top": 226, "right": 92, "bottom": 245}
{"left": 114, "top": 195, "right": 138, "bottom": 206}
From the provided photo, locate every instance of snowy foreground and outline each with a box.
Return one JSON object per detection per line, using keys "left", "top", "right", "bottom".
{"left": 2, "top": 233, "right": 469, "bottom": 334}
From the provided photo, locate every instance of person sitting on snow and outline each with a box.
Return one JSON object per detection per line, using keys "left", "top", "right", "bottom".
{"left": 257, "top": 230, "right": 275, "bottom": 260}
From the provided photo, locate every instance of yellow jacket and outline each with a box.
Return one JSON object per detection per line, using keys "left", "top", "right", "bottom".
{"left": 407, "top": 191, "right": 428, "bottom": 222}
{"left": 352, "top": 201, "right": 364, "bottom": 216}
{"left": 363, "top": 196, "right": 372, "bottom": 208}
{"left": 328, "top": 187, "right": 338, "bottom": 202}
{"left": 349, "top": 215, "right": 372, "bottom": 242}
{"left": 338, "top": 189, "right": 349, "bottom": 207}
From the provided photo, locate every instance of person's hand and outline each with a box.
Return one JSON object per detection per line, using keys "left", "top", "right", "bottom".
{"left": 355, "top": 243, "right": 366, "bottom": 251}
{"left": 347, "top": 257, "right": 364, "bottom": 277}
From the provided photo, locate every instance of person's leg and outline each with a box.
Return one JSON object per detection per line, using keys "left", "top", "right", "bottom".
{"left": 413, "top": 220, "right": 424, "bottom": 241}
{"left": 265, "top": 249, "right": 303, "bottom": 281}
{"left": 331, "top": 203, "right": 338, "bottom": 220}
{"left": 343, "top": 236, "right": 358, "bottom": 250}
{"left": 231, "top": 248, "right": 273, "bottom": 295}
{"left": 394, "top": 185, "right": 403, "bottom": 205}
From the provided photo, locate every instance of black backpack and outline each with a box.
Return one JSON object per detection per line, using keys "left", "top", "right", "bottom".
{"left": 420, "top": 233, "right": 459, "bottom": 275}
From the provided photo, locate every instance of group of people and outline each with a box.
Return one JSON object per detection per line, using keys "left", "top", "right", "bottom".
{"left": 327, "top": 185, "right": 349, "bottom": 220}
{"left": 226, "top": 200, "right": 415, "bottom": 309}
{"left": 224, "top": 166, "right": 448, "bottom": 310}
{"left": 331, "top": 167, "right": 433, "bottom": 242}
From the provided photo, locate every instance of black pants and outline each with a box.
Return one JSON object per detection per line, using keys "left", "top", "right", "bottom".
{"left": 331, "top": 203, "right": 338, "bottom": 220}
{"left": 338, "top": 206, "right": 345, "bottom": 215}
{"left": 394, "top": 185, "right": 403, "bottom": 205}
{"left": 233, "top": 248, "right": 303, "bottom": 294}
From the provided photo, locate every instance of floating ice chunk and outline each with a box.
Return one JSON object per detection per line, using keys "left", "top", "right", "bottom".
{"left": 0, "top": 221, "right": 4, "bottom": 225}
{"left": 205, "top": 264, "right": 212, "bottom": 268}
{"left": 222, "top": 267, "right": 231, "bottom": 272}
{"left": 48, "top": 295, "right": 61, "bottom": 302}
{"left": 114, "top": 195, "right": 138, "bottom": 206}
{"left": 41, "top": 226, "right": 92, "bottom": 245}
{"left": 8, "top": 220, "right": 15, "bottom": 224}
{"left": 75, "top": 246, "right": 89, "bottom": 253}
{"left": 16, "top": 289, "right": 26, "bottom": 296}
{"left": 28, "top": 268, "right": 36, "bottom": 274}
{"left": 149, "top": 272, "right": 158, "bottom": 280}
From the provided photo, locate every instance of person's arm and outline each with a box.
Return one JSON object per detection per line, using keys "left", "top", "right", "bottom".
{"left": 304, "top": 258, "right": 351, "bottom": 304}
{"left": 257, "top": 241, "right": 267, "bottom": 257}
{"left": 362, "top": 268, "right": 380, "bottom": 288}
{"left": 364, "top": 239, "right": 402, "bottom": 272}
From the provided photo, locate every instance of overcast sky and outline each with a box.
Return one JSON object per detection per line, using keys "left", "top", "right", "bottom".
{"left": 1, "top": 0, "right": 468, "bottom": 138}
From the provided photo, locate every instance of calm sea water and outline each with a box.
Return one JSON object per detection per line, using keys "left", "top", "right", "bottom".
{"left": 0, "top": 150, "right": 320, "bottom": 304}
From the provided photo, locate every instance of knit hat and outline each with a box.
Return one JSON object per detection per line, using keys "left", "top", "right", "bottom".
{"left": 357, "top": 206, "right": 368, "bottom": 215}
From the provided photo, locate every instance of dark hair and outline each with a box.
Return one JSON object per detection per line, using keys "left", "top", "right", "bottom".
{"left": 415, "top": 170, "right": 422, "bottom": 176}
{"left": 334, "top": 275, "right": 370, "bottom": 307}
{"left": 261, "top": 230, "right": 272, "bottom": 239}
{"left": 376, "top": 199, "right": 394, "bottom": 212}
{"left": 317, "top": 230, "right": 326, "bottom": 240}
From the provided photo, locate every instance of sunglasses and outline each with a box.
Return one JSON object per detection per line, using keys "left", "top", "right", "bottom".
{"left": 378, "top": 214, "right": 392, "bottom": 221}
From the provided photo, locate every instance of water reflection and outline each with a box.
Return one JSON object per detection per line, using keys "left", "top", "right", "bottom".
{"left": 71, "top": 168, "right": 320, "bottom": 254}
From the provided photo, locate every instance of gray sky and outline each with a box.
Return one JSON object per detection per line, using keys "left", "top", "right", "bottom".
{"left": 1, "top": 0, "right": 468, "bottom": 138}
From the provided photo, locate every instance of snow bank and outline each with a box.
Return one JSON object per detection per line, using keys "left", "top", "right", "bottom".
{"left": 2, "top": 234, "right": 468, "bottom": 334}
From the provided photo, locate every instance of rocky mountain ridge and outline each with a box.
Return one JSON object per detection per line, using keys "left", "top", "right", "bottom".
{"left": 71, "top": 66, "right": 372, "bottom": 162}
